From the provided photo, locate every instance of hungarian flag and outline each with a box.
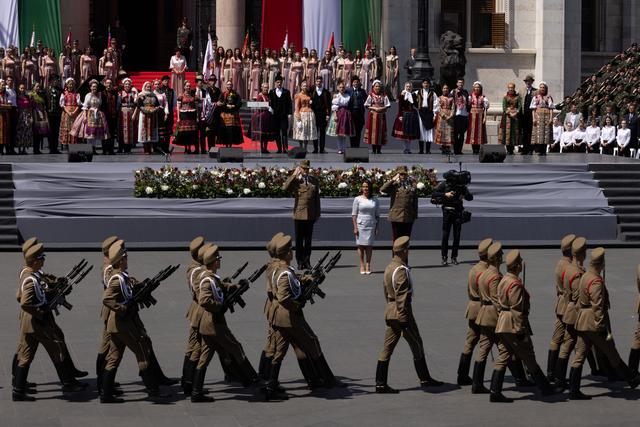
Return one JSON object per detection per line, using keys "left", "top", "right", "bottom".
{"left": 202, "top": 33, "right": 214, "bottom": 80}
{"left": 327, "top": 32, "right": 334, "bottom": 52}
{"left": 365, "top": 33, "right": 372, "bottom": 51}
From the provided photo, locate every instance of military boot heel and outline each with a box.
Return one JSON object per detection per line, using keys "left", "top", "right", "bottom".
{"left": 553, "top": 357, "right": 569, "bottom": 390}
{"left": 414, "top": 356, "right": 443, "bottom": 388}
{"left": 375, "top": 360, "right": 399, "bottom": 394}
{"left": 569, "top": 366, "right": 591, "bottom": 400}
{"left": 546, "top": 349, "right": 559, "bottom": 382}
{"left": 489, "top": 369, "right": 513, "bottom": 403}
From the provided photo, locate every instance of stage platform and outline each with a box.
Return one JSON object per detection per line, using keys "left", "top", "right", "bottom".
{"left": 6, "top": 152, "right": 633, "bottom": 249}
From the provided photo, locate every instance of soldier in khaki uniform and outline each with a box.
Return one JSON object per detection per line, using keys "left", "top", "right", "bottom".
{"left": 192, "top": 245, "right": 259, "bottom": 402}
{"left": 282, "top": 159, "right": 321, "bottom": 270}
{"left": 546, "top": 234, "right": 575, "bottom": 382}
{"left": 630, "top": 265, "right": 640, "bottom": 375}
{"left": 456, "top": 238, "right": 493, "bottom": 386}
{"left": 489, "top": 250, "right": 557, "bottom": 403}
{"left": 375, "top": 236, "right": 443, "bottom": 393}
{"left": 13, "top": 243, "right": 87, "bottom": 401}
{"left": 569, "top": 247, "right": 640, "bottom": 400}
{"left": 380, "top": 166, "right": 418, "bottom": 242}
{"left": 265, "top": 235, "right": 343, "bottom": 400}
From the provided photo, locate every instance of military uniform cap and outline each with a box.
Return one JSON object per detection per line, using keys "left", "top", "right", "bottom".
{"left": 102, "top": 235, "right": 119, "bottom": 256}
{"left": 299, "top": 159, "right": 311, "bottom": 169}
{"left": 506, "top": 249, "right": 522, "bottom": 269}
{"left": 25, "top": 243, "right": 45, "bottom": 264}
{"left": 108, "top": 241, "right": 127, "bottom": 265}
{"left": 197, "top": 243, "right": 213, "bottom": 263}
{"left": 266, "top": 232, "right": 285, "bottom": 255}
{"left": 561, "top": 234, "right": 576, "bottom": 252}
{"left": 571, "top": 237, "right": 587, "bottom": 255}
{"left": 22, "top": 237, "right": 39, "bottom": 254}
{"left": 189, "top": 236, "right": 205, "bottom": 257}
{"left": 393, "top": 236, "right": 410, "bottom": 252}
{"left": 590, "top": 247, "right": 605, "bottom": 264}
{"left": 478, "top": 238, "right": 493, "bottom": 256}
{"left": 203, "top": 245, "right": 221, "bottom": 265}
{"left": 396, "top": 165, "right": 408, "bottom": 174}
{"left": 274, "top": 235, "right": 293, "bottom": 255}
{"left": 487, "top": 242, "right": 503, "bottom": 261}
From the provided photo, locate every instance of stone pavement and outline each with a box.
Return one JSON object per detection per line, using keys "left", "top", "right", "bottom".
{"left": 1, "top": 247, "right": 639, "bottom": 426}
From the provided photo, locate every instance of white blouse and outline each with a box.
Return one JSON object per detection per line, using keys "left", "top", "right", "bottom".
{"left": 600, "top": 125, "right": 616, "bottom": 143}
{"left": 560, "top": 130, "right": 574, "bottom": 148}
{"left": 585, "top": 126, "right": 601, "bottom": 144}
{"left": 617, "top": 128, "right": 631, "bottom": 147}
{"left": 552, "top": 125, "right": 563, "bottom": 143}
{"left": 331, "top": 92, "right": 350, "bottom": 111}
{"left": 572, "top": 128, "right": 587, "bottom": 142}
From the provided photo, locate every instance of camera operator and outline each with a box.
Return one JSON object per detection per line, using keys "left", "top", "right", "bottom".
{"left": 432, "top": 170, "right": 473, "bottom": 266}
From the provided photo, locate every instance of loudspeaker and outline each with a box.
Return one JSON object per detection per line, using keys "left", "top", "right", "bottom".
{"left": 479, "top": 144, "right": 507, "bottom": 163}
{"left": 344, "top": 147, "right": 369, "bottom": 163}
{"left": 208, "top": 147, "right": 218, "bottom": 158}
{"left": 287, "top": 147, "right": 307, "bottom": 159}
{"left": 68, "top": 143, "right": 93, "bottom": 162}
{"left": 217, "top": 147, "right": 244, "bottom": 163}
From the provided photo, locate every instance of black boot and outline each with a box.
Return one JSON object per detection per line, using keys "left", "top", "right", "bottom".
{"left": 471, "top": 360, "right": 489, "bottom": 394}
{"left": 12, "top": 365, "right": 36, "bottom": 402}
{"left": 316, "top": 354, "right": 346, "bottom": 388}
{"left": 554, "top": 357, "right": 569, "bottom": 390}
{"left": 191, "top": 367, "right": 214, "bottom": 402}
{"left": 615, "top": 361, "right": 640, "bottom": 389}
{"left": 569, "top": 366, "right": 591, "bottom": 400}
{"left": 531, "top": 365, "right": 558, "bottom": 396}
{"left": 298, "top": 357, "right": 324, "bottom": 389}
{"left": 181, "top": 355, "right": 194, "bottom": 394}
{"left": 547, "top": 349, "right": 559, "bottom": 382}
{"left": 263, "top": 362, "right": 289, "bottom": 401}
{"left": 509, "top": 359, "right": 534, "bottom": 387}
{"left": 375, "top": 360, "right": 398, "bottom": 393}
{"left": 258, "top": 351, "right": 270, "bottom": 381}
{"left": 239, "top": 357, "right": 260, "bottom": 387}
{"left": 149, "top": 349, "right": 178, "bottom": 386}
{"left": 418, "top": 141, "right": 424, "bottom": 154}
{"left": 629, "top": 348, "right": 640, "bottom": 375}
{"left": 414, "top": 356, "right": 444, "bottom": 388}
{"left": 100, "top": 369, "right": 125, "bottom": 403}
{"left": 489, "top": 369, "right": 513, "bottom": 403}
{"left": 96, "top": 352, "right": 106, "bottom": 395}
{"left": 424, "top": 141, "right": 431, "bottom": 154}
{"left": 456, "top": 353, "right": 473, "bottom": 386}
{"left": 55, "top": 362, "right": 88, "bottom": 392}
{"left": 140, "top": 368, "right": 171, "bottom": 399}
{"left": 64, "top": 347, "right": 88, "bottom": 378}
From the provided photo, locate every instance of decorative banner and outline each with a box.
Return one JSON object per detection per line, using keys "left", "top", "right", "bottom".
{"left": 303, "top": 0, "right": 341, "bottom": 54}
{"left": 261, "top": 0, "right": 303, "bottom": 51}
{"left": 341, "top": 0, "right": 381, "bottom": 52}
{"left": 0, "top": 0, "right": 20, "bottom": 48}
{"left": 19, "top": 0, "right": 62, "bottom": 55}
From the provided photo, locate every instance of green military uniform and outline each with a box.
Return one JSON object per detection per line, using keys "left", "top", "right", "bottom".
{"left": 546, "top": 234, "right": 575, "bottom": 381}
{"left": 457, "top": 238, "right": 492, "bottom": 386}
{"left": 375, "top": 236, "right": 442, "bottom": 394}
{"left": 380, "top": 166, "right": 418, "bottom": 241}
{"left": 490, "top": 250, "right": 555, "bottom": 402}
{"left": 570, "top": 247, "right": 640, "bottom": 399}
{"left": 630, "top": 265, "right": 640, "bottom": 374}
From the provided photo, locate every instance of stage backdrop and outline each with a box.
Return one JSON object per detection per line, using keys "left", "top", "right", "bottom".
{"left": 261, "top": 0, "right": 303, "bottom": 51}
{"left": 302, "top": 0, "right": 341, "bottom": 53}
{"left": 18, "top": 0, "right": 61, "bottom": 54}
{"left": 0, "top": 0, "right": 20, "bottom": 48}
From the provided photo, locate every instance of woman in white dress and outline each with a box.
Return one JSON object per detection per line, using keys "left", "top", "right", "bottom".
{"left": 352, "top": 181, "right": 380, "bottom": 275}
{"left": 170, "top": 49, "right": 187, "bottom": 98}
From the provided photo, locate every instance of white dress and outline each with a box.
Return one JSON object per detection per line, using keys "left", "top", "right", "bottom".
{"left": 352, "top": 196, "right": 380, "bottom": 246}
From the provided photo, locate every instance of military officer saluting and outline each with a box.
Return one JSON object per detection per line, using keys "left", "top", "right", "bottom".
{"left": 283, "top": 159, "right": 321, "bottom": 270}
{"left": 380, "top": 166, "right": 418, "bottom": 242}
{"left": 630, "top": 265, "right": 640, "bottom": 375}
{"left": 457, "top": 238, "right": 493, "bottom": 386}
{"left": 489, "top": 250, "right": 557, "bottom": 403}
{"left": 569, "top": 247, "right": 640, "bottom": 399}
{"left": 375, "top": 236, "right": 443, "bottom": 393}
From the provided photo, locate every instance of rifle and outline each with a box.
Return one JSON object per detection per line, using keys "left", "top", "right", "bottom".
{"left": 223, "top": 261, "right": 249, "bottom": 283}
{"left": 47, "top": 262, "right": 94, "bottom": 316}
{"left": 299, "top": 251, "right": 342, "bottom": 304}
{"left": 223, "top": 263, "right": 268, "bottom": 313}
{"left": 132, "top": 264, "right": 180, "bottom": 309}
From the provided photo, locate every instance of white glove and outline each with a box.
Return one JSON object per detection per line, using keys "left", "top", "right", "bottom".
{"left": 268, "top": 107, "right": 274, "bottom": 114}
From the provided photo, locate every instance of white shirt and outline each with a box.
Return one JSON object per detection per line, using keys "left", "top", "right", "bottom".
{"left": 275, "top": 88, "right": 283, "bottom": 97}
{"left": 552, "top": 125, "right": 563, "bottom": 144}
{"left": 600, "top": 125, "right": 616, "bottom": 144}
{"left": 585, "top": 126, "right": 601, "bottom": 145}
{"left": 617, "top": 127, "right": 631, "bottom": 147}
{"left": 467, "top": 95, "right": 490, "bottom": 110}
{"left": 560, "top": 130, "right": 575, "bottom": 148}
{"left": 316, "top": 88, "right": 323, "bottom": 97}
{"left": 415, "top": 89, "right": 440, "bottom": 112}
{"left": 572, "top": 128, "right": 587, "bottom": 143}
{"left": 331, "top": 92, "right": 350, "bottom": 111}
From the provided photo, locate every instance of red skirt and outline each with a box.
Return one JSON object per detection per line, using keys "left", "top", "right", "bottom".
{"left": 363, "top": 111, "right": 387, "bottom": 146}
{"left": 465, "top": 106, "right": 487, "bottom": 145}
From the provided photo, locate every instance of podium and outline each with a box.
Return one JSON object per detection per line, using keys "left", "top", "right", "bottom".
{"left": 246, "top": 101, "right": 270, "bottom": 156}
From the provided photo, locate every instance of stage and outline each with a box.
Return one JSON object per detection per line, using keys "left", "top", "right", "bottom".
{"left": 5, "top": 152, "right": 636, "bottom": 249}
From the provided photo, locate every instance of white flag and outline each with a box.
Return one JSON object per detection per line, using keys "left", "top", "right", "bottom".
{"left": 202, "top": 33, "right": 214, "bottom": 80}
{"left": 283, "top": 30, "right": 288, "bottom": 51}
{"left": 30, "top": 29, "right": 35, "bottom": 47}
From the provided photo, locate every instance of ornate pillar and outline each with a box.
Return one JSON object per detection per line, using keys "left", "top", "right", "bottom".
{"left": 216, "top": 0, "right": 245, "bottom": 49}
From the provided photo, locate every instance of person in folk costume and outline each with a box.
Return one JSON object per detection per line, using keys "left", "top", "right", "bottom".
{"left": 58, "top": 78, "right": 81, "bottom": 149}
{"left": 293, "top": 80, "right": 317, "bottom": 151}
{"left": 214, "top": 46, "right": 225, "bottom": 89}
{"left": 170, "top": 48, "right": 187, "bottom": 99}
{"left": 15, "top": 83, "right": 36, "bottom": 154}
{"left": 175, "top": 80, "right": 198, "bottom": 153}
{"left": 29, "top": 83, "right": 49, "bottom": 154}
{"left": 118, "top": 78, "right": 138, "bottom": 153}
{"left": 530, "top": 82, "right": 555, "bottom": 156}
{"left": 0, "top": 79, "right": 14, "bottom": 154}
{"left": 392, "top": 82, "right": 420, "bottom": 154}
{"left": 249, "top": 50, "right": 262, "bottom": 101}
{"left": 100, "top": 78, "right": 120, "bottom": 155}
{"left": 79, "top": 47, "right": 96, "bottom": 85}
{"left": 40, "top": 48, "right": 58, "bottom": 90}
{"left": 364, "top": 80, "right": 391, "bottom": 154}
{"left": 319, "top": 50, "right": 334, "bottom": 92}
{"left": 343, "top": 52, "right": 355, "bottom": 89}
{"left": 153, "top": 79, "right": 170, "bottom": 154}
{"left": 261, "top": 48, "right": 271, "bottom": 89}
{"left": 415, "top": 78, "right": 439, "bottom": 154}
{"left": 326, "top": 81, "right": 354, "bottom": 154}
{"left": 385, "top": 46, "right": 399, "bottom": 101}
{"left": 251, "top": 83, "right": 275, "bottom": 154}
{"left": 498, "top": 82, "right": 522, "bottom": 154}
{"left": 360, "top": 49, "right": 377, "bottom": 95}
{"left": 231, "top": 48, "right": 246, "bottom": 101}
{"left": 134, "top": 81, "right": 160, "bottom": 154}
{"left": 465, "top": 81, "right": 489, "bottom": 154}
{"left": 20, "top": 47, "right": 37, "bottom": 90}
{"left": 289, "top": 52, "right": 305, "bottom": 97}
{"left": 306, "top": 49, "right": 319, "bottom": 87}
{"left": 435, "top": 83, "right": 455, "bottom": 153}
{"left": 217, "top": 80, "right": 243, "bottom": 147}
{"left": 221, "top": 49, "right": 234, "bottom": 90}
{"left": 70, "top": 79, "right": 110, "bottom": 154}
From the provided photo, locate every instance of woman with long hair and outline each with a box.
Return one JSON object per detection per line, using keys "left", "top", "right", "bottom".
{"left": 175, "top": 80, "right": 198, "bottom": 153}
{"left": 265, "top": 50, "right": 280, "bottom": 90}
{"left": 305, "top": 49, "right": 319, "bottom": 87}
{"left": 434, "top": 84, "right": 454, "bottom": 153}
{"left": 364, "top": 80, "right": 391, "bottom": 154}
{"left": 288, "top": 52, "right": 304, "bottom": 96}
{"left": 319, "top": 50, "right": 334, "bottom": 91}
{"left": 385, "top": 46, "right": 399, "bottom": 100}
{"left": 352, "top": 180, "right": 380, "bottom": 275}
{"left": 231, "top": 48, "right": 245, "bottom": 98}
{"left": 15, "top": 83, "right": 35, "bottom": 154}
{"left": 249, "top": 50, "right": 262, "bottom": 100}
{"left": 170, "top": 48, "right": 187, "bottom": 98}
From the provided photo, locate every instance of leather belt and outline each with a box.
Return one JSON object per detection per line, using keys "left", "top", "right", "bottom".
{"left": 580, "top": 304, "right": 590, "bottom": 308}
{"left": 470, "top": 297, "right": 480, "bottom": 302}
{"left": 481, "top": 301, "right": 492, "bottom": 306}
{"left": 500, "top": 306, "right": 510, "bottom": 311}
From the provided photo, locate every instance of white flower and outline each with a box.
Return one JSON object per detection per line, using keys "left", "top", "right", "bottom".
{"left": 192, "top": 185, "right": 199, "bottom": 190}
{"left": 416, "top": 182, "right": 425, "bottom": 190}
{"left": 226, "top": 188, "right": 234, "bottom": 194}
{"left": 385, "top": 170, "right": 392, "bottom": 176}
{"left": 279, "top": 168, "right": 286, "bottom": 173}
{"left": 145, "top": 186, "right": 153, "bottom": 194}
{"left": 161, "top": 184, "right": 169, "bottom": 191}
{"left": 433, "top": 169, "right": 438, "bottom": 173}
{"left": 135, "top": 169, "right": 141, "bottom": 174}
{"left": 258, "top": 182, "right": 266, "bottom": 189}
{"left": 322, "top": 169, "right": 330, "bottom": 175}
{"left": 240, "top": 173, "right": 247, "bottom": 179}
{"left": 181, "top": 170, "right": 188, "bottom": 176}
{"left": 375, "top": 173, "right": 383, "bottom": 179}
{"left": 338, "top": 182, "right": 348, "bottom": 189}
{"left": 243, "top": 188, "right": 251, "bottom": 195}
{"left": 162, "top": 171, "right": 171, "bottom": 178}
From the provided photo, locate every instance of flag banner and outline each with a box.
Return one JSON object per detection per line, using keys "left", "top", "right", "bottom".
{"left": 203, "top": 34, "right": 214, "bottom": 80}
{"left": 19, "top": 0, "right": 61, "bottom": 54}
{"left": 0, "top": 0, "right": 19, "bottom": 49}
{"left": 341, "top": 0, "right": 381, "bottom": 53}
{"left": 261, "top": 0, "right": 302, "bottom": 51}
{"left": 303, "top": 0, "right": 341, "bottom": 54}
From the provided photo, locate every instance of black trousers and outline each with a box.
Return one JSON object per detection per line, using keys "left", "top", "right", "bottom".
{"left": 391, "top": 221, "right": 413, "bottom": 242}
{"left": 520, "top": 114, "right": 533, "bottom": 154}
{"left": 274, "top": 116, "right": 289, "bottom": 153}
{"left": 294, "top": 219, "right": 315, "bottom": 264}
{"left": 350, "top": 111, "right": 365, "bottom": 148}
{"left": 47, "top": 113, "right": 61, "bottom": 152}
{"left": 441, "top": 209, "right": 462, "bottom": 258}
{"left": 313, "top": 125, "right": 327, "bottom": 152}
{"left": 453, "top": 116, "right": 468, "bottom": 155}
{"left": 197, "top": 122, "right": 208, "bottom": 153}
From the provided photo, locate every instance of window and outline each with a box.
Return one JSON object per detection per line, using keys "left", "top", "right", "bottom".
{"left": 581, "top": 0, "right": 598, "bottom": 52}
{"left": 471, "top": 0, "right": 505, "bottom": 48}
{"left": 441, "top": 0, "right": 467, "bottom": 40}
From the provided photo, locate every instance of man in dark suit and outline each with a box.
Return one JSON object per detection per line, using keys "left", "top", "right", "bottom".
{"left": 268, "top": 76, "right": 292, "bottom": 154}
{"left": 347, "top": 76, "right": 368, "bottom": 148}
{"left": 520, "top": 74, "right": 537, "bottom": 155}
{"left": 205, "top": 75, "right": 222, "bottom": 149}
{"left": 311, "top": 76, "right": 331, "bottom": 153}
{"left": 404, "top": 48, "right": 416, "bottom": 80}
{"left": 623, "top": 102, "right": 638, "bottom": 151}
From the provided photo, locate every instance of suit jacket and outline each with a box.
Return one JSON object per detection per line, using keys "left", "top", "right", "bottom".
{"left": 495, "top": 273, "right": 529, "bottom": 335}
{"left": 269, "top": 88, "right": 292, "bottom": 119}
{"left": 383, "top": 256, "right": 413, "bottom": 323}
{"left": 623, "top": 111, "right": 638, "bottom": 146}
{"left": 575, "top": 268, "right": 609, "bottom": 333}
{"left": 520, "top": 86, "right": 537, "bottom": 115}
{"left": 283, "top": 173, "right": 321, "bottom": 221}
{"left": 161, "top": 86, "right": 175, "bottom": 115}
{"left": 310, "top": 86, "right": 331, "bottom": 127}
{"left": 380, "top": 179, "right": 418, "bottom": 223}
{"left": 466, "top": 261, "right": 488, "bottom": 321}
{"left": 475, "top": 265, "right": 501, "bottom": 328}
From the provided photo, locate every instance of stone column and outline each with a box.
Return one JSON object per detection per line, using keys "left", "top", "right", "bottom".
{"left": 622, "top": 0, "right": 640, "bottom": 48}
{"left": 216, "top": 0, "right": 245, "bottom": 49}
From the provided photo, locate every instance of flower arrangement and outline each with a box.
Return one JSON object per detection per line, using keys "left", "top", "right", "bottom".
{"left": 134, "top": 165, "right": 438, "bottom": 199}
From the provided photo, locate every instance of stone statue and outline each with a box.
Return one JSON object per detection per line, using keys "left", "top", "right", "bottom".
{"left": 439, "top": 31, "right": 466, "bottom": 89}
